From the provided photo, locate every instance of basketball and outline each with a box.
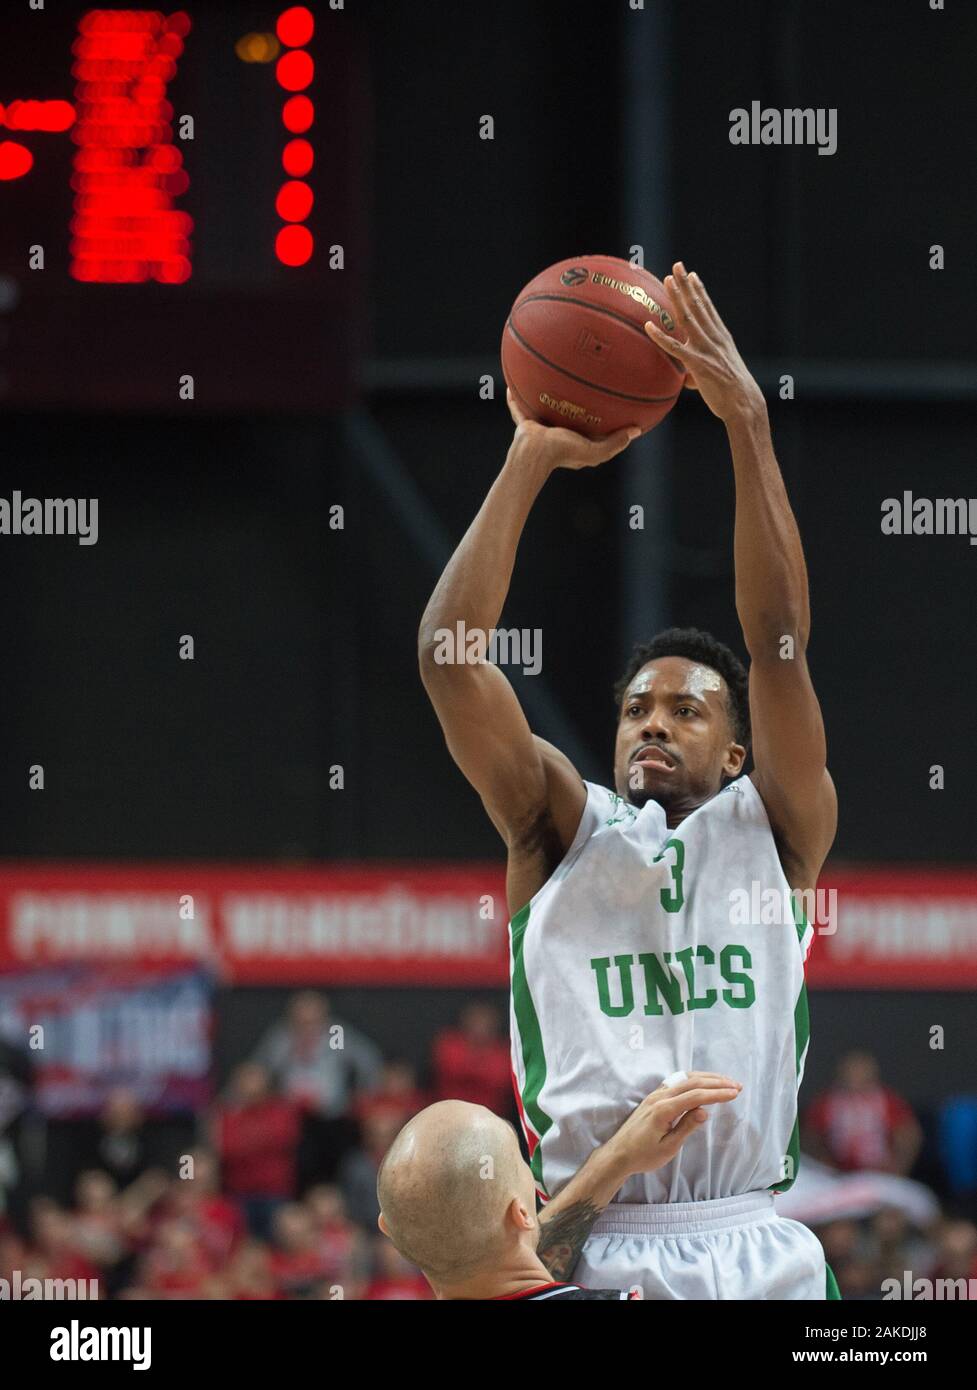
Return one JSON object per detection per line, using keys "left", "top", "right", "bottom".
{"left": 501, "top": 254, "right": 687, "bottom": 439}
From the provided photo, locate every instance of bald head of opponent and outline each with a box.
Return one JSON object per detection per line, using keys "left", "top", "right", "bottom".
{"left": 377, "top": 1100, "right": 547, "bottom": 1300}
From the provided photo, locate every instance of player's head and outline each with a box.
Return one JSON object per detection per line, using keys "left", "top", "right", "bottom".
{"left": 376, "top": 1100, "right": 538, "bottom": 1296}
{"left": 612, "top": 626, "right": 750, "bottom": 810}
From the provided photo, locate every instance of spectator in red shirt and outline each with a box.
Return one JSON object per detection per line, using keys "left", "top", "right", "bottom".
{"left": 431, "top": 1001, "right": 513, "bottom": 1119}
{"left": 226, "top": 1239, "right": 281, "bottom": 1301}
{"left": 164, "top": 1148, "right": 244, "bottom": 1267}
{"left": 304, "top": 1183, "right": 369, "bottom": 1286}
{"left": 364, "top": 1237, "right": 431, "bottom": 1301}
{"left": 803, "top": 1050, "right": 923, "bottom": 1175}
{"left": 353, "top": 1058, "right": 428, "bottom": 1131}
{"left": 270, "top": 1202, "right": 338, "bottom": 1298}
{"left": 214, "top": 1063, "right": 302, "bottom": 1241}
{"left": 139, "top": 1218, "right": 213, "bottom": 1299}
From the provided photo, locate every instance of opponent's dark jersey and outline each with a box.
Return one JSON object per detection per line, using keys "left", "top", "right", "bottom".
{"left": 493, "top": 1282, "right": 636, "bottom": 1300}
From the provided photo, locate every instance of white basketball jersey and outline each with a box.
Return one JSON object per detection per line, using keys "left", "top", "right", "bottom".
{"left": 508, "top": 775, "right": 814, "bottom": 1205}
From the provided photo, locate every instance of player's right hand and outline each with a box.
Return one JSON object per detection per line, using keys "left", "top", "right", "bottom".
{"left": 607, "top": 1071, "right": 743, "bottom": 1176}
{"left": 506, "top": 387, "right": 639, "bottom": 471}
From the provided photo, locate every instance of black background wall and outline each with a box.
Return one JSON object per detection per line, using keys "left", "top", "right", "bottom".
{"left": 1, "top": 1, "right": 974, "bottom": 1097}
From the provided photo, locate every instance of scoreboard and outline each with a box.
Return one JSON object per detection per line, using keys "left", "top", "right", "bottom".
{"left": 0, "top": 4, "right": 364, "bottom": 411}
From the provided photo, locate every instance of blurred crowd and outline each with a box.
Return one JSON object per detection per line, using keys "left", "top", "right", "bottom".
{"left": 800, "top": 1049, "right": 977, "bottom": 1299}
{"left": 1, "top": 996, "right": 976, "bottom": 1300}
{"left": 0, "top": 993, "right": 512, "bottom": 1300}
{"left": 815, "top": 1209, "right": 977, "bottom": 1301}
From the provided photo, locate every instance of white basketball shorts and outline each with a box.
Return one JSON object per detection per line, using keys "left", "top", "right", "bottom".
{"left": 573, "top": 1192, "right": 831, "bottom": 1300}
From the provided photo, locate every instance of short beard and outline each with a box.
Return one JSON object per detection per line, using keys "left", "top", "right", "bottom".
{"left": 623, "top": 780, "right": 676, "bottom": 810}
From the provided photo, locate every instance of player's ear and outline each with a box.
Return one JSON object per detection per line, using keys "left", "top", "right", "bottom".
{"left": 508, "top": 1195, "right": 535, "bottom": 1233}
{"left": 724, "top": 742, "right": 747, "bottom": 778}
{"left": 377, "top": 1212, "right": 389, "bottom": 1237}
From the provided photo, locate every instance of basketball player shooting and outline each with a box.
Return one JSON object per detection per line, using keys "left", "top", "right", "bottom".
{"left": 418, "top": 261, "right": 839, "bottom": 1300}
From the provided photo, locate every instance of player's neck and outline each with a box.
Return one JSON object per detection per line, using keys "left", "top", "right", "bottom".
{"left": 663, "top": 790, "right": 718, "bottom": 827}
{"left": 624, "top": 788, "right": 715, "bottom": 827}
{"left": 434, "top": 1253, "right": 557, "bottom": 1301}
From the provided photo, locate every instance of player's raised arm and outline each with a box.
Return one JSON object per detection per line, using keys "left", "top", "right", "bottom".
{"left": 644, "top": 265, "right": 837, "bottom": 891}
{"left": 418, "top": 394, "right": 637, "bottom": 849}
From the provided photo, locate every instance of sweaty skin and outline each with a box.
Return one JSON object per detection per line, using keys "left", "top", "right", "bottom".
{"left": 685, "top": 665, "right": 723, "bottom": 698}
{"left": 614, "top": 655, "right": 746, "bottom": 825}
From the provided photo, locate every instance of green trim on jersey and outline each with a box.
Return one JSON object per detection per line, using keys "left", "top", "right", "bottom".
{"left": 509, "top": 902, "right": 553, "bottom": 1194}
{"left": 826, "top": 1262, "right": 842, "bottom": 1300}
{"left": 770, "top": 895, "right": 811, "bottom": 1195}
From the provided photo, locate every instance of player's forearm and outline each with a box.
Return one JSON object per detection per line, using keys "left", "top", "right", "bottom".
{"left": 535, "top": 1144, "right": 628, "bottom": 1280}
{"left": 418, "top": 439, "right": 551, "bottom": 650}
{"left": 727, "top": 399, "right": 811, "bottom": 655}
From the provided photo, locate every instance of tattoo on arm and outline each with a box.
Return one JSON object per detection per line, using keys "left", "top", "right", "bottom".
{"left": 536, "top": 1200, "right": 602, "bottom": 1282}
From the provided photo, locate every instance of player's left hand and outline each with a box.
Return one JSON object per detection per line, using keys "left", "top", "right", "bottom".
{"left": 606, "top": 1071, "right": 743, "bottom": 1177}
{"left": 643, "top": 262, "right": 765, "bottom": 423}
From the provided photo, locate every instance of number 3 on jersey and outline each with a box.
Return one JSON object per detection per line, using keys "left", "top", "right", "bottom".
{"left": 653, "top": 837, "right": 685, "bottom": 913}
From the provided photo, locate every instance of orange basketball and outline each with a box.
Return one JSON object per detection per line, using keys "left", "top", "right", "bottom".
{"left": 501, "top": 254, "right": 686, "bottom": 438}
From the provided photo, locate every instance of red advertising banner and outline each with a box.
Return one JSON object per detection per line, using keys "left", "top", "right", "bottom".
{"left": 0, "top": 863, "right": 974, "bottom": 988}
{"left": 803, "top": 867, "right": 977, "bottom": 989}
{"left": 0, "top": 863, "right": 511, "bottom": 987}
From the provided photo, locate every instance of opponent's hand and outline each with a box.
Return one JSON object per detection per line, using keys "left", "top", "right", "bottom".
{"left": 643, "top": 262, "right": 765, "bottom": 423}
{"left": 604, "top": 1071, "right": 742, "bottom": 1177}
{"left": 506, "top": 387, "right": 639, "bottom": 472}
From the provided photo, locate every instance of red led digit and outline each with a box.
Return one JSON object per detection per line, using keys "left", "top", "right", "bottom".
{"left": 69, "top": 9, "right": 194, "bottom": 284}
{"left": 275, "top": 224, "right": 313, "bottom": 267}
{"left": 275, "top": 9, "right": 314, "bottom": 267}
{"left": 0, "top": 141, "right": 34, "bottom": 179}
{"left": 0, "top": 100, "right": 75, "bottom": 133}
{"left": 276, "top": 7, "right": 315, "bottom": 48}
{"left": 276, "top": 179, "right": 313, "bottom": 222}
{"left": 275, "top": 50, "right": 313, "bottom": 92}
{"left": 282, "top": 138, "right": 313, "bottom": 177}
{"left": 282, "top": 96, "right": 314, "bottom": 133}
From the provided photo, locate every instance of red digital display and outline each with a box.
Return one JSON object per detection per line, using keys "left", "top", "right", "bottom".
{"left": 1, "top": 6, "right": 322, "bottom": 281}
{"left": 0, "top": 4, "right": 359, "bottom": 412}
